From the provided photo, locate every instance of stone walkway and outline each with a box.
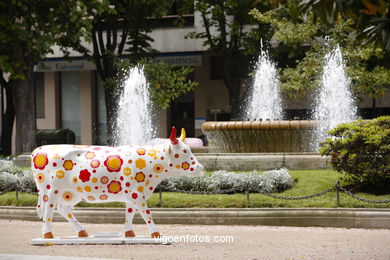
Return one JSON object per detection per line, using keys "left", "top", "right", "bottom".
{"left": 0, "top": 220, "right": 389, "bottom": 260}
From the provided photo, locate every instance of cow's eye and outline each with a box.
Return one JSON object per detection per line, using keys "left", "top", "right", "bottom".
{"left": 183, "top": 149, "right": 187, "bottom": 153}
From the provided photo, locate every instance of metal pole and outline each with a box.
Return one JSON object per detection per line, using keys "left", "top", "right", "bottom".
{"left": 335, "top": 181, "right": 340, "bottom": 207}
{"left": 159, "top": 187, "right": 163, "bottom": 207}
{"left": 246, "top": 189, "right": 250, "bottom": 208}
{"left": 15, "top": 180, "right": 19, "bottom": 201}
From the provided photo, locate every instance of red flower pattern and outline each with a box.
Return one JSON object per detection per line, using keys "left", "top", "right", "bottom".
{"left": 79, "top": 169, "right": 91, "bottom": 183}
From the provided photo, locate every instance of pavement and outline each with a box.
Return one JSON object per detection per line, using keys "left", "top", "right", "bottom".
{"left": 0, "top": 255, "right": 121, "bottom": 260}
{"left": 0, "top": 220, "right": 390, "bottom": 260}
{"left": 2, "top": 207, "right": 390, "bottom": 229}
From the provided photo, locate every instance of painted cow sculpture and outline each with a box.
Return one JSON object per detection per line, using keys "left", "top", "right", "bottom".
{"left": 31, "top": 127, "right": 204, "bottom": 239}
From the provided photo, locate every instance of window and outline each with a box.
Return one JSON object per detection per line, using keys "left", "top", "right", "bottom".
{"left": 60, "top": 71, "right": 81, "bottom": 144}
{"left": 153, "top": 1, "right": 194, "bottom": 28}
{"left": 35, "top": 72, "right": 45, "bottom": 118}
{"left": 210, "top": 55, "right": 253, "bottom": 80}
{"left": 96, "top": 74, "right": 107, "bottom": 145}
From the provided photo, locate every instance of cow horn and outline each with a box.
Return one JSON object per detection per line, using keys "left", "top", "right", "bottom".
{"left": 169, "top": 126, "right": 178, "bottom": 145}
{"left": 180, "top": 128, "right": 186, "bottom": 141}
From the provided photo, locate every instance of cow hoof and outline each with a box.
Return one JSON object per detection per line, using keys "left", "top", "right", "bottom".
{"left": 44, "top": 232, "right": 54, "bottom": 239}
{"left": 78, "top": 230, "right": 89, "bottom": 237}
{"left": 151, "top": 232, "right": 161, "bottom": 238}
{"left": 125, "top": 230, "right": 136, "bottom": 237}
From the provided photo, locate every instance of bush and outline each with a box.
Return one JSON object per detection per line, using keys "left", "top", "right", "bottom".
{"left": 320, "top": 116, "right": 390, "bottom": 187}
{"left": 158, "top": 168, "right": 294, "bottom": 193}
{"left": 0, "top": 158, "right": 294, "bottom": 195}
{"left": 0, "top": 159, "right": 37, "bottom": 194}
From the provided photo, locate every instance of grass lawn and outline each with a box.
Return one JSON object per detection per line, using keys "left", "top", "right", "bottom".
{"left": 1, "top": 169, "right": 389, "bottom": 208}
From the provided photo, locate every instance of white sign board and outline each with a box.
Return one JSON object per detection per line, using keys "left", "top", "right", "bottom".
{"left": 155, "top": 54, "right": 202, "bottom": 67}
{"left": 35, "top": 60, "right": 96, "bottom": 72}
{"left": 35, "top": 53, "right": 203, "bottom": 72}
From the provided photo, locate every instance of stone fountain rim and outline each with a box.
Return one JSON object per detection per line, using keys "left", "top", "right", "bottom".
{"left": 202, "top": 120, "right": 325, "bottom": 131}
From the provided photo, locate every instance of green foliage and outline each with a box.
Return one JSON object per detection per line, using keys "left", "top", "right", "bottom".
{"left": 0, "top": 0, "right": 107, "bottom": 79}
{"left": 186, "top": 0, "right": 277, "bottom": 115}
{"left": 187, "top": 0, "right": 272, "bottom": 55}
{"left": 320, "top": 116, "right": 390, "bottom": 188}
{"left": 300, "top": 0, "right": 390, "bottom": 51}
{"left": 279, "top": 42, "right": 327, "bottom": 98}
{"left": 117, "top": 59, "right": 197, "bottom": 109}
{"left": 251, "top": 5, "right": 390, "bottom": 101}
{"left": 90, "top": 0, "right": 171, "bottom": 65}
{"left": 250, "top": 8, "right": 318, "bottom": 49}
{"left": 144, "top": 62, "right": 197, "bottom": 109}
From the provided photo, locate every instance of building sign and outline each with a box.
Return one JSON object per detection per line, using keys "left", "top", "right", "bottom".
{"left": 35, "top": 59, "right": 96, "bottom": 72}
{"left": 35, "top": 53, "right": 203, "bottom": 72}
{"left": 155, "top": 53, "right": 202, "bottom": 67}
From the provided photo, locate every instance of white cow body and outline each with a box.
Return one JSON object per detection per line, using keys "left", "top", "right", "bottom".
{"left": 31, "top": 128, "right": 203, "bottom": 238}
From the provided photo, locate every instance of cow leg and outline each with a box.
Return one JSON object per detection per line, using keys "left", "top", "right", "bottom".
{"left": 57, "top": 204, "right": 88, "bottom": 237}
{"left": 41, "top": 191, "right": 59, "bottom": 238}
{"left": 134, "top": 199, "right": 160, "bottom": 238}
{"left": 124, "top": 203, "right": 137, "bottom": 237}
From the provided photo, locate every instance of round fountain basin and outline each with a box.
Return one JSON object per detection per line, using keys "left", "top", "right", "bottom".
{"left": 202, "top": 120, "right": 323, "bottom": 153}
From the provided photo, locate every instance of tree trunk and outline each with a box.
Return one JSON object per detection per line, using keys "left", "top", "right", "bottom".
{"left": 104, "top": 84, "right": 120, "bottom": 145}
{"left": 0, "top": 82, "right": 15, "bottom": 155}
{"left": 225, "top": 79, "right": 242, "bottom": 119}
{"left": 13, "top": 65, "right": 36, "bottom": 154}
{"left": 222, "top": 53, "right": 242, "bottom": 119}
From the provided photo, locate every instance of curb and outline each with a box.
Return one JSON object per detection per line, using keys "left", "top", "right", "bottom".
{"left": 195, "top": 153, "right": 331, "bottom": 171}
{"left": 1, "top": 206, "right": 389, "bottom": 229}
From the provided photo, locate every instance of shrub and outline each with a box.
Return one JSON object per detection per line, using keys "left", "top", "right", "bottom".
{"left": 158, "top": 168, "right": 294, "bottom": 193}
{"left": 0, "top": 172, "right": 18, "bottom": 193}
{"left": 320, "top": 116, "right": 390, "bottom": 187}
{"left": 0, "top": 159, "right": 37, "bottom": 194}
{"left": 0, "top": 158, "right": 294, "bottom": 195}
{"left": 15, "top": 169, "right": 36, "bottom": 194}
{"left": 260, "top": 169, "right": 295, "bottom": 192}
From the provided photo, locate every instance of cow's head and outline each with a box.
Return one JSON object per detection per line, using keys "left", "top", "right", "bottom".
{"left": 166, "top": 126, "right": 204, "bottom": 177}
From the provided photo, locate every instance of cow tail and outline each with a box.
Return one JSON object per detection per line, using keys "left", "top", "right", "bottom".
{"left": 37, "top": 193, "right": 43, "bottom": 219}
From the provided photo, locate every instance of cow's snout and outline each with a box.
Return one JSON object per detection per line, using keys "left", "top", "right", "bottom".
{"left": 193, "top": 163, "right": 205, "bottom": 177}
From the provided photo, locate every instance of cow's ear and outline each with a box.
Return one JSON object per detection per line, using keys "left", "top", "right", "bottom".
{"left": 179, "top": 128, "right": 186, "bottom": 142}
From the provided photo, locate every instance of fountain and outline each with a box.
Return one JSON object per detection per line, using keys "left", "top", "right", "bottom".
{"left": 114, "top": 66, "right": 155, "bottom": 146}
{"left": 244, "top": 49, "right": 283, "bottom": 121}
{"left": 203, "top": 49, "right": 317, "bottom": 153}
{"left": 312, "top": 45, "right": 357, "bottom": 149}
{"left": 202, "top": 45, "right": 356, "bottom": 153}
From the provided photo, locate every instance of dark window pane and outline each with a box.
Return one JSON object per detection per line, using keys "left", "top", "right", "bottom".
{"left": 35, "top": 72, "right": 45, "bottom": 118}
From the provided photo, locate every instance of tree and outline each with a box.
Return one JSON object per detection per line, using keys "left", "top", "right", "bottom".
{"left": 116, "top": 58, "right": 198, "bottom": 109}
{"left": 251, "top": 2, "right": 390, "bottom": 110}
{"left": 300, "top": 0, "right": 390, "bottom": 51}
{"left": 0, "top": 72, "right": 14, "bottom": 155}
{"left": 83, "top": 0, "right": 195, "bottom": 144}
{"left": 186, "top": 0, "right": 275, "bottom": 117}
{"left": 143, "top": 61, "right": 198, "bottom": 110}
{"left": 0, "top": 0, "right": 106, "bottom": 155}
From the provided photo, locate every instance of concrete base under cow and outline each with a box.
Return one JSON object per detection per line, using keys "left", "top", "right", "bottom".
{"left": 31, "top": 232, "right": 170, "bottom": 246}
